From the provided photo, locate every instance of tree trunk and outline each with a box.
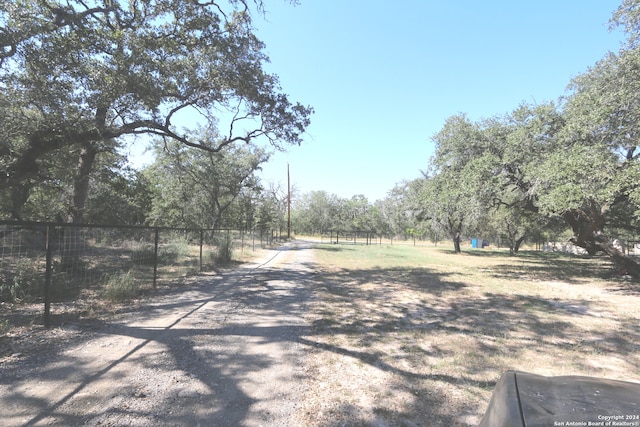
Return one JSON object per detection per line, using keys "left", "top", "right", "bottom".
{"left": 68, "top": 143, "right": 98, "bottom": 224}
{"left": 599, "top": 237, "right": 640, "bottom": 278}
{"left": 447, "top": 217, "right": 463, "bottom": 253}
{"left": 563, "top": 205, "right": 640, "bottom": 279}
{"left": 562, "top": 203, "right": 605, "bottom": 256}
{"left": 61, "top": 143, "right": 98, "bottom": 272}
{"left": 10, "top": 182, "right": 32, "bottom": 221}
{"left": 4, "top": 129, "right": 65, "bottom": 220}
{"left": 453, "top": 235, "right": 461, "bottom": 253}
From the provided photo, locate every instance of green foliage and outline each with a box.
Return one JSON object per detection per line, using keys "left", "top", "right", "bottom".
{"left": 375, "top": 180, "right": 428, "bottom": 238}
{"left": 129, "top": 243, "right": 157, "bottom": 266}
{"left": 420, "top": 171, "right": 479, "bottom": 252}
{"left": 430, "top": 113, "right": 487, "bottom": 174}
{"left": 409, "top": 2, "right": 640, "bottom": 273}
{"left": 418, "top": 114, "right": 497, "bottom": 251}
{"left": 129, "top": 237, "right": 191, "bottom": 265}
{"left": 291, "top": 191, "right": 385, "bottom": 235}
{"left": 0, "top": 318, "right": 10, "bottom": 335}
{"left": 611, "top": 0, "right": 640, "bottom": 48}
{"left": 292, "top": 191, "right": 341, "bottom": 233}
{"left": 86, "top": 165, "right": 152, "bottom": 225}
{"left": 622, "top": 161, "right": 640, "bottom": 221}
{"left": 255, "top": 187, "right": 287, "bottom": 233}
{"left": 212, "top": 235, "right": 234, "bottom": 264}
{"left": 1, "top": 0, "right": 312, "bottom": 222}
{"left": 536, "top": 144, "right": 618, "bottom": 215}
{"left": 102, "top": 271, "right": 139, "bottom": 302}
{"left": 0, "top": 259, "right": 43, "bottom": 303}
{"left": 159, "top": 240, "right": 191, "bottom": 264}
{"left": 144, "top": 139, "right": 269, "bottom": 229}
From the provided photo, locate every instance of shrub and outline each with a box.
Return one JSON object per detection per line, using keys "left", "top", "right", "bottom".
{"left": 59, "top": 254, "right": 87, "bottom": 273}
{"left": 213, "top": 235, "right": 234, "bottom": 264}
{"left": 130, "top": 238, "right": 191, "bottom": 265}
{"left": 0, "top": 260, "right": 44, "bottom": 303}
{"left": 102, "top": 271, "right": 139, "bottom": 302}
{"left": 158, "top": 240, "right": 190, "bottom": 263}
{"left": 130, "top": 243, "right": 156, "bottom": 266}
{"left": 0, "top": 319, "right": 9, "bottom": 335}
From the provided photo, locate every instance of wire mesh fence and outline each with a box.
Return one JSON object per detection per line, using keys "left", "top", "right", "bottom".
{"left": 316, "top": 230, "right": 434, "bottom": 246}
{"left": 0, "top": 221, "right": 277, "bottom": 327}
{"left": 317, "top": 230, "right": 380, "bottom": 245}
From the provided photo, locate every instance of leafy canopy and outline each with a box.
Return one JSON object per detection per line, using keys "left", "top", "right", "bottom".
{"left": 0, "top": 0, "right": 312, "bottom": 150}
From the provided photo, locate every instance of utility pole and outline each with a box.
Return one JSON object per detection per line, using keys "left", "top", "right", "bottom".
{"left": 287, "top": 163, "right": 291, "bottom": 239}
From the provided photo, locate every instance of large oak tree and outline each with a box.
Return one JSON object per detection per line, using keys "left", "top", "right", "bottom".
{"left": 0, "top": 0, "right": 312, "bottom": 222}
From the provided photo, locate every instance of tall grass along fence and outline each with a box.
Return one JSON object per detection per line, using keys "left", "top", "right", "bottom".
{"left": 0, "top": 221, "right": 278, "bottom": 327}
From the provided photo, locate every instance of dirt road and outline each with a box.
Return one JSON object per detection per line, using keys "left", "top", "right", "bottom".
{"left": 1, "top": 241, "right": 317, "bottom": 426}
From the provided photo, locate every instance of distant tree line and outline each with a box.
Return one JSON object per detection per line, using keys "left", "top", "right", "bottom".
{"left": 289, "top": 186, "right": 428, "bottom": 241}
{"left": 292, "top": 1, "right": 640, "bottom": 278}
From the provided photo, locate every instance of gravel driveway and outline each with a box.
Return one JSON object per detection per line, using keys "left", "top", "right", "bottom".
{"left": 1, "top": 241, "right": 317, "bottom": 426}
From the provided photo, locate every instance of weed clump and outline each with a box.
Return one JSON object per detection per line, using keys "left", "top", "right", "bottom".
{"left": 0, "top": 260, "right": 44, "bottom": 303}
{"left": 102, "top": 271, "right": 139, "bottom": 302}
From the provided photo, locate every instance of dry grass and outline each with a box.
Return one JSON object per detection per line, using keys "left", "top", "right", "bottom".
{"left": 297, "top": 243, "right": 640, "bottom": 426}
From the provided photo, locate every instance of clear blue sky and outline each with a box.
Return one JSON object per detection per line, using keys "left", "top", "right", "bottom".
{"left": 251, "top": 0, "right": 625, "bottom": 202}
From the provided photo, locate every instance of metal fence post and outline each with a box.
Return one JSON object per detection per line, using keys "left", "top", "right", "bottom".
{"left": 153, "top": 227, "right": 159, "bottom": 288}
{"left": 43, "top": 225, "right": 53, "bottom": 328}
{"left": 199, "top": 229, "right": 204, "bottom": 272}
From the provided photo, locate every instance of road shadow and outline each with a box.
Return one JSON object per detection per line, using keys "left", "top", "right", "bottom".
{"left": 1, "top": 257, "right": 308, "bottom": 425}
{"left": 2, "top": 242, "right": 639, "bottom": 426}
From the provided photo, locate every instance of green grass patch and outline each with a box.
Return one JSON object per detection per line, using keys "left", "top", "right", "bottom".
{"left": 314, "top": 244, "right": 615, "bottom": 289}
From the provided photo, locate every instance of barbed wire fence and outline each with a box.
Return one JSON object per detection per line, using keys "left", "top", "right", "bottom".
{"left": 0, "top": 221, "right": 278, "bottom": 327}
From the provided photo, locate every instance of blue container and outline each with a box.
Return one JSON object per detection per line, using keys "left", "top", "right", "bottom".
{"left": 471, "top": 238, "right": 478, "bottom": 248}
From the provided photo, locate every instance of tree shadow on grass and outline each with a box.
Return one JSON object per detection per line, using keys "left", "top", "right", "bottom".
{"left": 465, "top": 249, "right": 617, "bottom": 283}
{"left": 2, "top": 243, "right": 639, "bottom": 426}
{"left": 493, "top": 257, "right": 614, "bottom": 283}
{"left": 301, "top": 257, "right": 640, "bottom": 424}
{"left": 312, "top": 245, "right": 358, "bottom": 252}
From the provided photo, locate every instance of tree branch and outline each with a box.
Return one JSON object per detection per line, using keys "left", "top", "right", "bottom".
{"left": 118, "top": 119, "right": 263, "bottom": 152}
